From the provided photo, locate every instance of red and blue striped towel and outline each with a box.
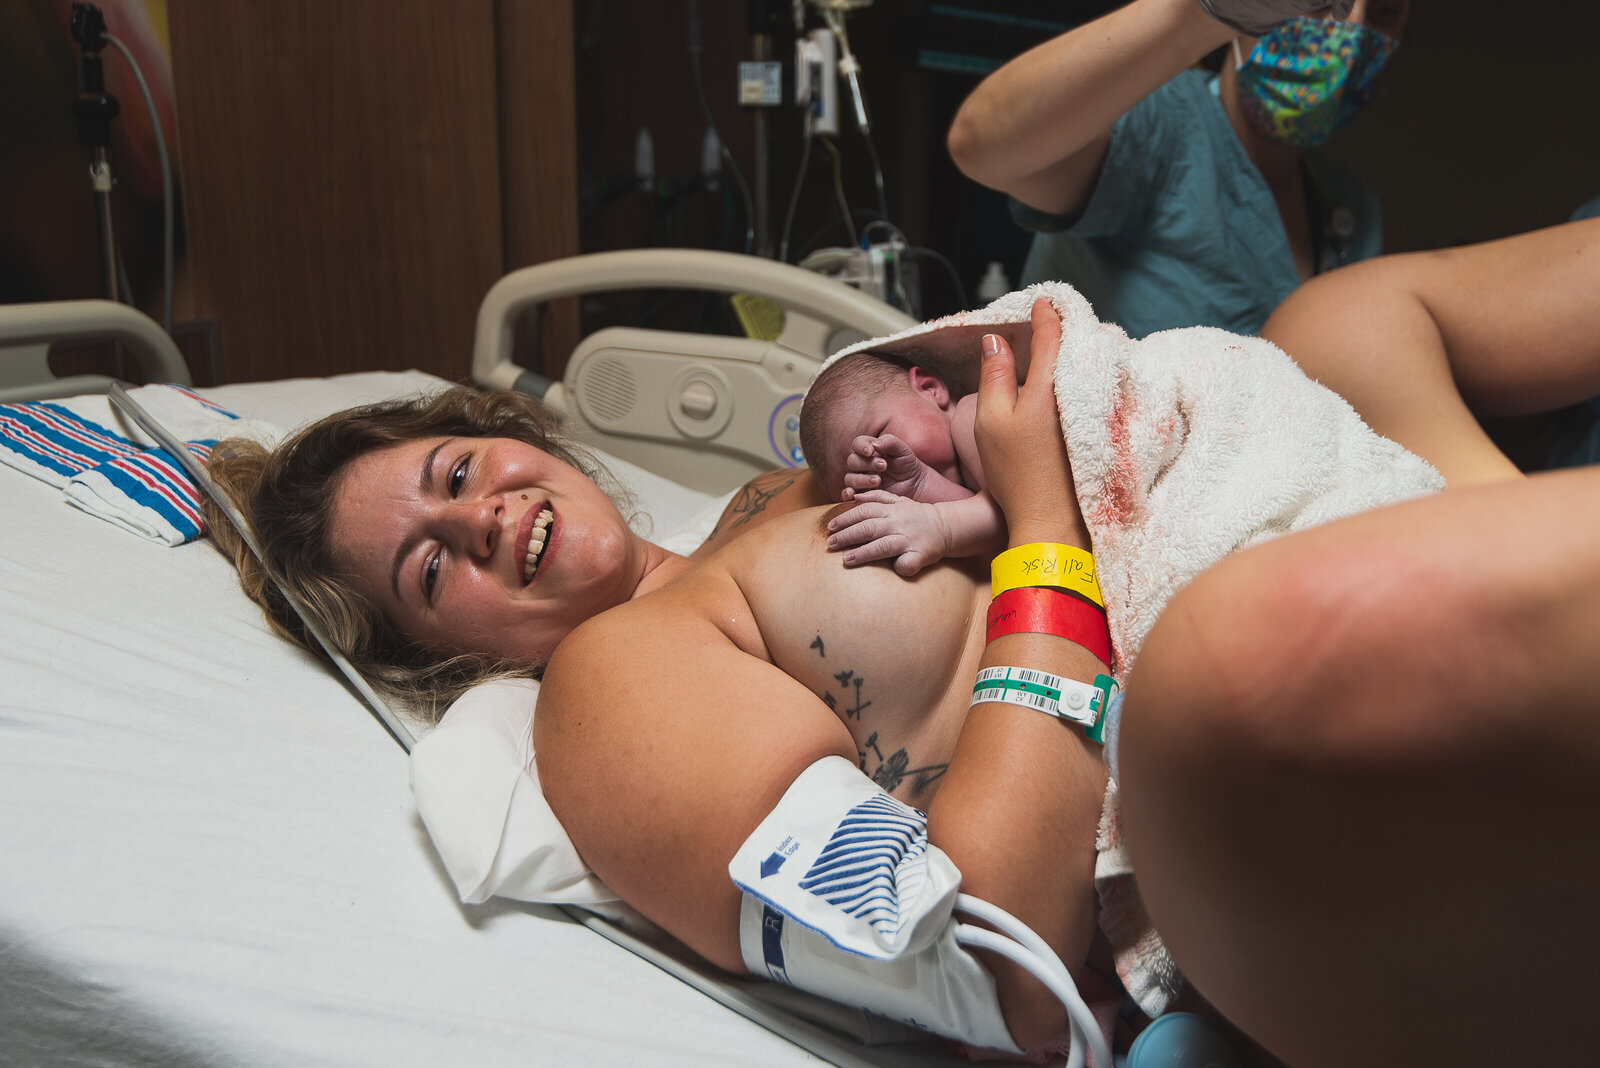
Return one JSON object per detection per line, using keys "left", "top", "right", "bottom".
{"left": 0, "top": 385, "right": 277, "bottom": 545}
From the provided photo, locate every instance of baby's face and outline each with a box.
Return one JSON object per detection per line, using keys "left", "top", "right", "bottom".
{"left": 828, "top": 387, "right": 963, "bottom": 493}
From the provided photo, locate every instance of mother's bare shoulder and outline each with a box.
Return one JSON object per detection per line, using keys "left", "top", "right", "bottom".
{"left": 532, "top": 528, "right": 855, "bottom": 970}
{"left": 692, "top": 469, "right": 832, "bottom": 558}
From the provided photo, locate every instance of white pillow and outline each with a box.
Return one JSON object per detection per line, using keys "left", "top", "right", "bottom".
{"left": 410, "top": 676, "right": 619, "bottom": 908}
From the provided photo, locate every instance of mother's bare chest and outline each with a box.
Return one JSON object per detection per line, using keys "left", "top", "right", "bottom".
{"left": 728, "top": 515, "right": 987, "bottom": 807}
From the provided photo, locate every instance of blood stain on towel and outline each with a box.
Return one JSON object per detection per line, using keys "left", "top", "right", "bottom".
{"left": 1093, "top": 376, "right": 1141, "bottom": 528}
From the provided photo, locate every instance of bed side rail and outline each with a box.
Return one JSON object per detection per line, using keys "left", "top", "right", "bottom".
{"left": 472, "top": 248, "right": 916, "bottom": 393}
{"left": 0, "top": 299, "right": 191, "bottom": 402}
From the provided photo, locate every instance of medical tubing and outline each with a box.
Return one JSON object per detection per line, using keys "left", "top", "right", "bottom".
{"left": 859, "top": 124, "right": 890, "bottom": 236}
{"left": 106, "top": 386, "right": 417, "bottom": 752}
{"left": 778, "top": 126, "right": 812, "bottom": 263}
{"left": 955, "top": 893, "right": 1080, "bottom": 996}
{"left": 688, "top": 1, "right": 756, "bottom": 254}
{"left": 102, "top": 33, "right": 173, "bottom": 335}
{"left": 819, "top": 135, "right": 858, "bottom": 249}
{"left": 793, "top": 207, "right": 878, "bottom": 261}
{"left": 954, "top": 925, "right": 1102, "bottom": 1068}
{"left": 954, "top": 893, "right": 1111, "bottom": 1068}
{"left": 954, "top": 926, "right": 1087, "bottom": 1068}
{"left": 820, "top": 9, "right": 889, "bottom": 228}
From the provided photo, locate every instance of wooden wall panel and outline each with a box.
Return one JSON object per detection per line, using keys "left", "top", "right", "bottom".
{"left": 497, "top": 0, "right": 581, "bottom": 378}
{"left": 169, "top": 1, "right": 504, "bottom": 384}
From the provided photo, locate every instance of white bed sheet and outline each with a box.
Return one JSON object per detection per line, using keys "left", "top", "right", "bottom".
{"left": 0, "top": 371, "right": 869, "bottom": 1067}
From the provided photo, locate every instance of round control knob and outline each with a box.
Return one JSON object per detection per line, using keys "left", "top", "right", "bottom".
{"left": 679, "top": 380, "right": 719, "bottom": 420}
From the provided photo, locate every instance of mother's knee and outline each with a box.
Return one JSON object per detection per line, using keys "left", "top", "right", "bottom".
{"left": 1120, "top": 523, "right": 1513, "bottom": 786}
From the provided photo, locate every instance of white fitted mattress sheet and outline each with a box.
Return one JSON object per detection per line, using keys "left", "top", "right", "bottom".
{"left": 0, "top": 371, "right": 890, "bottom": 1067}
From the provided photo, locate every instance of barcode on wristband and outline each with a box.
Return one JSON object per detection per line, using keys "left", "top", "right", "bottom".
{"left": 971, "top": 686, "right": 1062, "bottom": 717}
{"left": 975, "top": 666, "right": 1066, "bottom": 688}
{"left": 976, "top": 678, "right": 1062, "bottom": 700}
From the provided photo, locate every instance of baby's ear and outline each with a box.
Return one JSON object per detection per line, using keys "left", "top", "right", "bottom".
{"left": 907, "top": 366, "right": 951, "bottom": 408}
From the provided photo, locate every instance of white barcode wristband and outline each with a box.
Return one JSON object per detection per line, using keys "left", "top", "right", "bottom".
{"left": 971, "top": 666, "right": 1116, "bottom": 745}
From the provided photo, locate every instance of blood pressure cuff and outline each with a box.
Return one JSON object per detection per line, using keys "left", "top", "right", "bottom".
{"left": 729, "top": 756, "right": 1021, "bottom": 1053}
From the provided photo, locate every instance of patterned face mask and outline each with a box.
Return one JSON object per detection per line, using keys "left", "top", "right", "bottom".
{"left": 1234, "top": 17, "right": 1399, "bottom": 148}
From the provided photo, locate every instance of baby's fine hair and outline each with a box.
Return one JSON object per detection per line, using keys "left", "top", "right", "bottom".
{"left": 203, "top": 386, "right": 626, "bottom": 725}
{"left": 798, "top": 349, "right": 918, "bottom": 488}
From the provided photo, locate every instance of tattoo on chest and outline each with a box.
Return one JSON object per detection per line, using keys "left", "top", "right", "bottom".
{"left": 810, "top": 632, "right": 947, "bottom": 801}
{"left": 708, "top": 471, "right": 799, "bottom": 540}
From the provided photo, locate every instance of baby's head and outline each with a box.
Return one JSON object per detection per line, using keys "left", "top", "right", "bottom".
{"left": 799, "top": 348, "right": 977, "bottom": 500}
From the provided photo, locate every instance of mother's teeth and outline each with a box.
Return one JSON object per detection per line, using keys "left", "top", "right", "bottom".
{"left": 523, "top": 509, "right": 554, "bottom": 582}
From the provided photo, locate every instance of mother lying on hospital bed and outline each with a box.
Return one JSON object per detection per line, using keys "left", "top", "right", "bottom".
{"left": 205, "top": 218, "right": 1600, "bottom": 1067}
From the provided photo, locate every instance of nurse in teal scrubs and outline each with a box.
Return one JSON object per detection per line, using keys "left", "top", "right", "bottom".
{"left": 947, "top": 0, "right": 1408, "bottom": 338}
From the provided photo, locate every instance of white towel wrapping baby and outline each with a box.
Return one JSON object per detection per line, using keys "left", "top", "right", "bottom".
{"left": 823, "top": 281, "right": 1446, "bottom": 1015}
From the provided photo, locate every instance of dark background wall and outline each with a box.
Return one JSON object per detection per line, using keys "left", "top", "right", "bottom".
{"left": 6, "top": 1, "right": 1595, "bottom": 383}
{"left": 1319, "top": 3, "right": 1599, "bottom": 254}
{"left": 576, "top": 0, "right": 1600, "bottom": 324}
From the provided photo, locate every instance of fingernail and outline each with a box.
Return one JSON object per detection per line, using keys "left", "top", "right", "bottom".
{"left": 982, "top": 333, "right": 1000, "bottom": 357}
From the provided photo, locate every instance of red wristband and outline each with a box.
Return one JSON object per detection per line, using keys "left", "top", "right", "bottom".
{"left": 985, "top": 586, "right": 1111, "bottom": 666}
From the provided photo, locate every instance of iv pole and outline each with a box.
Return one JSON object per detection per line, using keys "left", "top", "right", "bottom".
{"left": 70, "top": 3, "right": 122, "bottom": 306}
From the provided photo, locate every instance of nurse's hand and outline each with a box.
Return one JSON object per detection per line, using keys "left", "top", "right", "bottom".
{"left": 973, "top": 299, "right": 1087, "bottom": 548}
{"left": 1196, "top": 0, "right": 1353, "bottom": 36}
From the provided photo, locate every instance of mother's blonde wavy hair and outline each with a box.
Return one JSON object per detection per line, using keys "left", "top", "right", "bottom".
{"left": 204, "top": 386, "right": 625, "bottom": 725}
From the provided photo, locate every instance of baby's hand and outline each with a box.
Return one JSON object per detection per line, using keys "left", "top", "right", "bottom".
{"left": 842, "top": 434, "right": 925, "bottom": 500}
{"left": 825, "top": 490, "right": 951, "bottom": 577}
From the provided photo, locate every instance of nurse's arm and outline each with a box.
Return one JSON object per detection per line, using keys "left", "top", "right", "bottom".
{"left": 947, "top": 0, "right": 1232, "bottom": 217}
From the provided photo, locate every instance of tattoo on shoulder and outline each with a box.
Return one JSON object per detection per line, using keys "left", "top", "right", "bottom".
{"left": 708, "top": 470, "right": 800, "bottom": 540}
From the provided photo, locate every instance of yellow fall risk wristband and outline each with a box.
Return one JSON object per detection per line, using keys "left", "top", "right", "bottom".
{"left": 991, "top": 542, "right": 1104, "bottom": 607}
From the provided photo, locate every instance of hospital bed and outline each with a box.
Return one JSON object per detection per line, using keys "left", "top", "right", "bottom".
{"left": 0, "top": 253, "right": 1039, "bottom": 1067}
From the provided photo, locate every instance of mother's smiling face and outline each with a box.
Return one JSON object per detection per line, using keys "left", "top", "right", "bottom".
{"left": 328, "top": 435, "right": 650, "bottom": 667}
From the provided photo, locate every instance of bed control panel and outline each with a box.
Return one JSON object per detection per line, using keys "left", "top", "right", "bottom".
{"left": 556, "top": 327, "right": 822, "bottom": 494}
{"left": 768, "top": 393, "right": 807, "bottom": 467}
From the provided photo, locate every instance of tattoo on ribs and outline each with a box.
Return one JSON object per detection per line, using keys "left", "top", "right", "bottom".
{"left": 812, "top": 638, "right": 946, "bottom": 799}
{"left": 832, "top": 670, "right": 871, "bottom": 719}
{"left": 862, "top": 732, "right": 947, "bottom": 798}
